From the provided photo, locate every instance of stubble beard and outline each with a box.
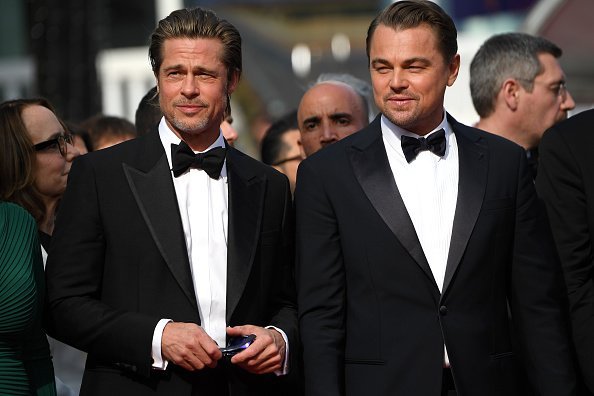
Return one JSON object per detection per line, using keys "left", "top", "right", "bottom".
{"left": 382, "top": 103, "right": 419, "bottom": 131}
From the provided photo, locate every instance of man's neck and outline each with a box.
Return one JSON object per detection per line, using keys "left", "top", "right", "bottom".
{"left": 475, "top": 117, "right": 530, "bottom": 150}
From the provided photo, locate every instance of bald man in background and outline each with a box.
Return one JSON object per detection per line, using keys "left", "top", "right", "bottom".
{"left": 297, "top": 80, "right": 369, "bottom": 157}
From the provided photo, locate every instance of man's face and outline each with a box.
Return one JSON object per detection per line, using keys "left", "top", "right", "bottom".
{"left": 157, "top": 37, "right": 238, "bottom": 147}
{"left": 369, "top": 24, "right": 459, "bottom": 136}
{"left": 519, "top": 53, "right": 575, "bottom": 147}
{"left": 297, "top": 82, "right": 368, "bottom": 157}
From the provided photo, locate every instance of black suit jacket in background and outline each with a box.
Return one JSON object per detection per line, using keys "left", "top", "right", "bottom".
{"left": 537, "top": 109, "right": 594, "bottom": 395}
{"left": 45, "top": 130, "right": 300, "bottom": 396}
{"left": 296, "top": 114, "right": 576, "bottom": 396}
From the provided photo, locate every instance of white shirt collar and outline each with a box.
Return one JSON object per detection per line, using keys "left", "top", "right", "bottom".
{"left": 380, "top": 110, "right": 451, "bottom": 141}
{"left": 380, "top": 110, "right": 454, "bottom": 163}
{"left": 157, "top": 117, "right": 227, "bottom": 177}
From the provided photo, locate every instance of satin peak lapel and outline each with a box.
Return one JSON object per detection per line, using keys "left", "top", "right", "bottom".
{"left": 441, "top": 123, "right": 488, "bottom": 297}
{"left": 348, "top": 125, "right": 436, "bottom": 287}
{"left": 123, "top": 153, "right": 197, "bottom": 310}
{"left": 225, "top": 149, "right": 265, "bottom": 322}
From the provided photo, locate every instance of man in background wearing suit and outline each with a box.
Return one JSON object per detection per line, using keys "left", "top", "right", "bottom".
{"left": 46, "top": 7, "right": 298, "bottom": 395}
{"left": 537, "top": 108, "right": 594, "bottom": 395}
{"left": 295, "top": 1, "right": 576, "bottom": 395}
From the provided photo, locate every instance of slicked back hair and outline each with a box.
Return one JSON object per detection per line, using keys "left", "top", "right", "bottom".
{"left": 366, "top": 0, "right": 458, "bottom": 64}
{"left": 149, "top": 8, "right": 241, "bottom": 116}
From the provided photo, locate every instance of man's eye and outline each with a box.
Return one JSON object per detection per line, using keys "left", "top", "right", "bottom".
{"left": 337, "top": 118, "right": 350, "bottom": 126}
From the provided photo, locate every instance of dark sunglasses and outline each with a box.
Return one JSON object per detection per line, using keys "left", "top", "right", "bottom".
{"left": 33, "top": 133, "right": 74, "bottom": 157}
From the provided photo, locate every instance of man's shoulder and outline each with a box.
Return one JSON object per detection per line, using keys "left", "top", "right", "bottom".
{"left": 303, "top": 119, "right": 381, "bottom": 168}
{"left": 450, "top": 115, "right": 524, "bottom": 156}
{"left": 74, "top": 132, "right": 162, "bottom": 171}
{"left": 227, "top": 146, "right": 289, "bottom": 185}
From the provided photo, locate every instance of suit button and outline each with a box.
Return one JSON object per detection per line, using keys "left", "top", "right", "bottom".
{"left": 439, "top": 305, "right": 448, "bottom": 315}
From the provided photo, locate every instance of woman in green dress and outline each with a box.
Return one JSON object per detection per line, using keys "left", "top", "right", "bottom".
{"left": 0, "top": 201, "right": 56, "bottom": 395}
{"left": 0, "top": 98, "right": 78, "bottom": 395}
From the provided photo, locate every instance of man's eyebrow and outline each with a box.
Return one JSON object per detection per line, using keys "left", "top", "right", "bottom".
{"left": 329, "top": 113, "right": 352, "bottom": 120}
{"left": 403, "top": 57, "right": 431, "bottom": 66}
{"left": 371, "top": 58, "right": 391, "bottom": 67}
{"left": 302, "top": 116, "right": 321, "bottom": 124}
{"left": 162, "top": 64, "right": 183, "bottom": 72}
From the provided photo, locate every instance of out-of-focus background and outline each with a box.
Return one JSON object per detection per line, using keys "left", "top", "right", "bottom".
{"left": 1, "top": 0, "right": 592, "bottom": 157}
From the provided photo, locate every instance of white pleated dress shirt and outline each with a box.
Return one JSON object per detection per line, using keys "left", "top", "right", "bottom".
{"left": 152, "top": 118, "right": 229, "bottom": 368}
{"left": 381, "top": 112, "right": 459, "bottom": 366}
{"left": 151, "top": 119, "right": 289, "bottom": 374}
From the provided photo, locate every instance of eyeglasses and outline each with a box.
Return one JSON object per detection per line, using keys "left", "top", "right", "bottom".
{"left": 33, "top": 133, "right": 74, "bottom": 157}
{"left": 517, "top": 78, "right": 568, "bottom": 98}
{"left": 271, "top": 155, "right": 302, "bottom": 166}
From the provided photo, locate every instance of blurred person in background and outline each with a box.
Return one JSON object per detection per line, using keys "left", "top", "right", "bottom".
{"left": 0, "top": 98, "right": 82, "bottom": 396}
{"left": 80, "top": 114, "right": 137, "bottom": 151}
{"left": 315, "top": 73, "right": 378, "bottom": 123}
{"left": 470, "top": 32, "right": 575, "bottom": 178}
{"left": 66, "top": 121, "right": 92, "bottom": 155}
{"left": 135, "top": 86, "right": 161, "bottom": 136}
{"left": 261, "top": 110, "right": 302, "bottom": 193}
{"left": 297, "top": 77, "right": 369, "bottom": 157}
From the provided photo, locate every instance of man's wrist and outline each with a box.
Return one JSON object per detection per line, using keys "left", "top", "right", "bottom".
{"left": 151, "top": 319, "right": 172, "bottom": 370}
{"left": 266, "top": 326, "right": 289, "bottom": 375}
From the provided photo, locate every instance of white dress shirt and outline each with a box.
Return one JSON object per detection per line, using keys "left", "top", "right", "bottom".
{"left": 381, "top": 112, "right": 459, "bottom": 365}
{"left": 152, "top": 118, "right": 229, "bottom": 368}
{"left": 151, "top": 119, "right": 289, "bottom": 374}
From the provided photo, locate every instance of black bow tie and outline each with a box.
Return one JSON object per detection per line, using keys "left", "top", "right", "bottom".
{"left": 401, "top": 129, "right": 446, "bottom": 163}
{"left": 171, "top": 141, "right": 226, "bottom": 179}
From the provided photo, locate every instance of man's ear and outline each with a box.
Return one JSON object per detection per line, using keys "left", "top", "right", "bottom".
{"left": 227, "top": 69, "right": 240, "bottom": 95}
{"left": 447, "top": 54, "right": 460, "bottom": 87}
{"left": 502, "top": 79, "right": 521, "bottom": 111}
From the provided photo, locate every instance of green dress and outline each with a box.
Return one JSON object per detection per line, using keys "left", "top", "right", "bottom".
{"left": 0, "top": 202, "right": 56, "bottom": 395}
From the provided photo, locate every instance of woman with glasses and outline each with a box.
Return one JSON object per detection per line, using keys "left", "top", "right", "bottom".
{"left": 0, "top": 98, "right": 79, "bottom": 238}
{"left": 0, "top": 98, "right": 68, "bottom": 395}
{"left": 0, "top": 98, "right": 81, "bottom": 395}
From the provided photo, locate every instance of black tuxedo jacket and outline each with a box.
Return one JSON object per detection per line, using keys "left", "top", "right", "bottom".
{"left": 296, "top": 114, "right": 576, "bottom": 396}
{"left": 537, "top": 109, "right": 594, "bottom": 394}
{"left": 46, "top": 130, "right": 299, "bottom": 395}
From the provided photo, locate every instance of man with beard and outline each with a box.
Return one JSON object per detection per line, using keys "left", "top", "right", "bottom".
{"left": 46, "top": 7, "right": 298, "bottom": 396}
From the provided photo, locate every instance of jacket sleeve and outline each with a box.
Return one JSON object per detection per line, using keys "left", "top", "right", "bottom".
{"left": 45, "top": 156, "right": 159, "bottom": 378}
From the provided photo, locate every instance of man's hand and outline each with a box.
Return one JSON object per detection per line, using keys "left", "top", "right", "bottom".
{"left": 161, "top": 322, "right": 222, "bottom": 371}
{"left": 226, "top": 325, "right": 286, "bottom": 374}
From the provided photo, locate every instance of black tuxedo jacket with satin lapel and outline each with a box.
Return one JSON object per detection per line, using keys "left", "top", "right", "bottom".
{"left": 537, "top": 109, "right": 594, "bottom": 394}
{"left": 296, "top": 114, "right": 576, "bottom": 396}
{"left": 45, "top": 130, "right": 299, "bottom": 395}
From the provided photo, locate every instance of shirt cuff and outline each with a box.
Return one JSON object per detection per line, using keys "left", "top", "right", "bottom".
{"left": 266, "top": 326, "right": 289, "bottom": 376}
{"left": 151, "top": 319, "right": 172, "bottom": 370}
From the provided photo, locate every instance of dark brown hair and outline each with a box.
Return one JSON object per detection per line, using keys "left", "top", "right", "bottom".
{"left": 149, "top": 7, "right": 241, "bottom": 82}
{"left": 366, "top": 0, "right": 458, "bottom": 64}
{"left": 0, "top": 98, "right": 59, "bottom": 223}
